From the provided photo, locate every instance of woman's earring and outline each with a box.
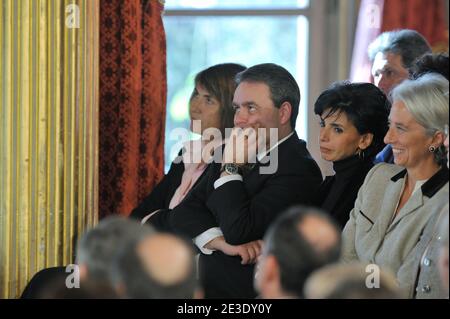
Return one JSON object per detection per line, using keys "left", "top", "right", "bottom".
{"left": 356, "top": 148, "right": 365, "bottom": 160}
{"left": 429, "top": 145, "right": 436, "bottom": 153}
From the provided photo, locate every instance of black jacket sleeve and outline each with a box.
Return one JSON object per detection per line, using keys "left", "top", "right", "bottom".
{"left": 166, "top": 164, "right": 219, "bottom": 237}
{"left": 129, "top": 157, "right": 184, "bottom": 220}
{"left": 149, "top": 136, "right": 323, "bottom": 245}
{"left": 206, "top": 163, "right": 322, "bottom": 245}
{"left": 145, "top": 164, "right": 219, "bottom": 237}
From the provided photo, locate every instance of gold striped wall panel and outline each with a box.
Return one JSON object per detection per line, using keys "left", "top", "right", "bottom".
{"left": 0, "top": 0, "right": 99, "bottom": 298}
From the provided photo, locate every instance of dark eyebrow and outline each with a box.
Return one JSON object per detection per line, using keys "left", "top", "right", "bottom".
{"left": 330, "top": 123, "right": 343, "bottom": 128}
{"left": 241, "top": 101, "right": 258, "bottom": 108}
{"left": 232, "top": 101, "right": 259, "bottom": 109}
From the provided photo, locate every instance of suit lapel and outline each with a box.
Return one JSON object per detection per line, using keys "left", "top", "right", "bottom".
{"left": 384, "top": 166, "right": 449, "bottom": 232}
{"left": 320, "top": 176, "right": 347, "bottom": 213}
{"left": 373, "top": 177, "right": 405, "bottom": 242}
{"left": 387, "top": 189, "right": 424, "bottom": 232}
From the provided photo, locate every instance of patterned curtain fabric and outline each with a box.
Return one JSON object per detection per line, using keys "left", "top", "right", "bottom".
{"left": 350, "top": 0, "right": 448, "bottom": 82}
{"left": 99, "top": 0, "right": 166, "bottom": 218}
{"left": 381, "top": 0, "right": 448, "bottom": 52}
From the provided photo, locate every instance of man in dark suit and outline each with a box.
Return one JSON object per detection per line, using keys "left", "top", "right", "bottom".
{"left": 146, "top": 63, "right": 323, "bottom": 298}
{"left": 368, "top": 29, "right": 431, "bottom": 164}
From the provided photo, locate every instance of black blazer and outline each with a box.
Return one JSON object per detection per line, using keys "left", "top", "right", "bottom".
{"left": 21, "top": 267, "right": 67, "bottom": 299}
{"left": 147, "top": 133, "right": 323, "bottom": 298}
{"left": 315, "top": 155, "right": 373, "bottom": 229}
{"left": 129, "top": 149, "right": 209, "bottom": 220}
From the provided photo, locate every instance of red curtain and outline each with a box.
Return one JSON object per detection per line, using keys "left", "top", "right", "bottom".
{"left": 351, "top": 0, "right": 448, "bottom": 82}
{"left": 381, "top": 0, "right": 448, "bottom": 52}
{"left": 99, "top": 0, "right": 166, "bottom": 218}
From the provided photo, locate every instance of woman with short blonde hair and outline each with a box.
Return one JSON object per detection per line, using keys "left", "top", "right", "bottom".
{"left": 341, "top": 73, "right": 449, "bottom": 298}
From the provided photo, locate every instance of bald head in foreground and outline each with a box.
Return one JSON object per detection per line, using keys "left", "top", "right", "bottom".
{"left": 113, "top": 232, "right": 201, "bottom": 299}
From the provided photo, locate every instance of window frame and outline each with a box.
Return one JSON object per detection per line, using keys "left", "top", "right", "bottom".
{"left": 162, "top": 0, "right": 328, "bottom": 173}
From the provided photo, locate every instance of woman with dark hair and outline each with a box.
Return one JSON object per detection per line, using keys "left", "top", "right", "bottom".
{"left": 130, "top": 63, "right": 245, "bottom": 220}
{"left": 410, "top": 52, "right": 449, "bottom": 81}
{"left": 314, "top": 82, "right": 390, "bottom": 228}
{"left": 129, "top": 63, "right": 264, "bottom": 263}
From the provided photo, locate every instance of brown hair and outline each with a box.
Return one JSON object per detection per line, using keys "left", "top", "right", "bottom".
{"left": 193, "top": 63, "right": 246, "bottom": 136}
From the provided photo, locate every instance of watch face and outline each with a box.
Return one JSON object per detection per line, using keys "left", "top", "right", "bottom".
{"left": 225, "top": 163, "right": 239, "bottom": 175}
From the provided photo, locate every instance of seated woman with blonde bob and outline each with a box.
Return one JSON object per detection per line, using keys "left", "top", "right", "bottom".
{"left": 341, "top": 73, "right": 449, "bottom": 298}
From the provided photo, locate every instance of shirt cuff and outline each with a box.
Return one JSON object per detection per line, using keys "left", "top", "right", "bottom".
{"left": 193, "top": 227, "right": 224, "bottom": 255}
{"left": 214, "top": 174, "right": 243, "bottom": 189}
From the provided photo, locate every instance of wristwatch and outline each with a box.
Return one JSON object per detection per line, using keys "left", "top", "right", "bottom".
{"left": 220, "top": 163, "right": 242, "bottom": 175}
